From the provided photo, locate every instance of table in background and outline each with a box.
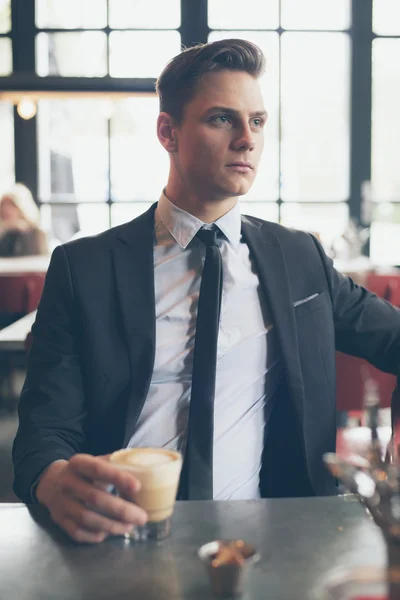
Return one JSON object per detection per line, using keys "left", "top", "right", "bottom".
{"left": 0, "top": 496, "right": 386, "bottom": 600}
{"left": 0, "top": 257, "right": 47, "bottom": 327}
{"left": 0, "top": 310, "right": 36, "bottom": 351}
{"left": 0, "top": 255, "right": 50, "bottom": 275}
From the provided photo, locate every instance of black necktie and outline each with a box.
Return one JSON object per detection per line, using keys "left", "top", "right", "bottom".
{"left": 180, "top": 225, "right": 223, "bottom": 500}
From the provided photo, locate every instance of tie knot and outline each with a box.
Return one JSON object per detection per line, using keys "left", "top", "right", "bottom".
{"left": 196, "top": 226, "right": 219, "bottom": 247}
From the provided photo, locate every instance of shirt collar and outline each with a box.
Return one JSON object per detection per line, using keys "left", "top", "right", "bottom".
{"left": 156, "top": 190, "right": 242, "bottom": 250}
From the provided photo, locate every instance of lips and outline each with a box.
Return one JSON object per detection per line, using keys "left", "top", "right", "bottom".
{"left": 226, "top": 162, "right": 253, "bottom": 173}
{"left": 226, "top": 162, "right": 253, "bottom": 169}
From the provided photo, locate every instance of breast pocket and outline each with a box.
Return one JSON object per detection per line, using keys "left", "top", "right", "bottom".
{"left": 294, "top": 292, "right": 327, "bottom": 318}
{"left": 294, "top": 291, "right": 336, "bottom": 411}
{"left": 294, "top": 291, "right": 333, "bottom": 352}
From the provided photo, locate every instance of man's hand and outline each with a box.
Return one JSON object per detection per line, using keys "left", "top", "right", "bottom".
{"left": 36, "top": 454, "right": 148, "bottom": 544}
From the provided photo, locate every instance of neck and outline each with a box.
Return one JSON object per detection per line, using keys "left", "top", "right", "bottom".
{"left": 164, "top": 184, "right": 238, "bottom": 224}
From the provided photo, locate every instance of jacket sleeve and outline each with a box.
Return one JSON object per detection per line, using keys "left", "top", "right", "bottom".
{"left": 12, "top": 244, "right": 87, "bottom": 503}
{"left": 311, "top": 235, "right": 400, "bottom": 377}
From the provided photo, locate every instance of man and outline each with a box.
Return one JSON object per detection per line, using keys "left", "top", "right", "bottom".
{"left": 13, "top": 39, "right": 400, "bottom": 544}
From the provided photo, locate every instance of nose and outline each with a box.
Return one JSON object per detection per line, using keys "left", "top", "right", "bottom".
{"left": 231, "top": 122, "right": 255, "bottom": 152}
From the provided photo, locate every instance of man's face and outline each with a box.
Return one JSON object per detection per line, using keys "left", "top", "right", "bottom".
{"left": 171, "top": 70, "right": 267, "bottom": 201}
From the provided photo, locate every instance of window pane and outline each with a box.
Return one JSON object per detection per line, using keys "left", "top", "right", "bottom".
{"left": 111, "top": 203, "right": 153, "bottom": 227}
{"left": 36, "top": 0, "right": 107, "bottom": 29}
{"left": 373, "top": 0, "right": 400, "bottom": 35}
{"left": 208, "top": 0, "right": 279, "bottom": 30}
{"left": 109, "top": 31, "right": 180, "bottom": 78}
{"left": 281, "top": 33, "right": 350, "bottom": 201}
{"left": 370, "top": 204, "right": 400, "bottom": 266}
{"left": 0, "top": 102, "right": 15, "bottom": 190}
{"left": 110, "top": 97, "right": 169, "bottom": 201}
{"left": 76, "top": 204, "right": 109, "bottom": 236}
{"left": 371, "top": 39, "right": 400, "bottom": 202}
{"left": 36, "top": 32, "right": 107, "bottom": 77}
{"left": 240, "top": 202, "right": 279, "bottom": 222}
{"left": 38, "top": 100, "right": 109, "bottom": 202}
{"left": 0, "top": 37, "right": 12, "bottom": 75}
{"left": 209, "top": 31, "right": 280, "bottom": 201}
{"left": 281, "top": 203, "right": 349, "bottom": 249}
{"left": 0, "top": 0, "right": 11, "bottom": 33}
{"left": 40, "top": 202, "right": 80, "bottom": 244}
{"left": 281, "top": 0, "right": 351, "bottom": 31}
{"left": 43, "top": 203, "right": 109, "bottom": 239}
{"left": 109, "top": 0, "right": 180, "bottom": 29}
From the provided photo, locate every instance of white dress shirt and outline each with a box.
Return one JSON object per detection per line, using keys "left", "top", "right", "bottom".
{"left": 127, "top": 192, "right": 282, "bottom": 499}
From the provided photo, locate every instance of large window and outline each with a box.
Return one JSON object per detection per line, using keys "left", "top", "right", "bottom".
{"left": 0, "top": 0, "right": 398, "bottom": 260}
{"left": 208, "top": 0, "right": 351, "bottom": 247}
{"left": 369, "top": 0, "right": 400, "bottom": 264}
{"left": 35, "top": 0, "right": 181, "bottom": 78}
{"left": 33, "top": 0, "right": 179, "bottom": 236}
{"left": 0, "top": 101, "right": 14, "bottom": 188}
{"left": 0, "top": 0, "right": 11, "bottom": 75}
{"left": 0, "top": 1, "right": 13, "bottom": 190}
{"left": 37, "top": 96, "right": 167, "bottom": 233}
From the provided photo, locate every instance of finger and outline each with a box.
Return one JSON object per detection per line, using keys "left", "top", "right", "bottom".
{"left": 63, "top": 500, "right": 136, "bottom": 536}
{"left": 60, "top": 517, "right": 108, "bottom": 544}
{"left": 93, "top": 456, "right": 113, "bottom": 491}
{"left": 69, "top": 454, "right": 140, "bottom": 499}
{"left": 62, "top": 473, "right": 148, "bottom": 525}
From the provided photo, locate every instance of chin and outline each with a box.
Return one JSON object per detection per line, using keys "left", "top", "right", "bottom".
{"left": 229, "top": 177, "right": 254, "bottom": 196}
{"left": 230, "top": 183, "right": 252, "bottom": 197}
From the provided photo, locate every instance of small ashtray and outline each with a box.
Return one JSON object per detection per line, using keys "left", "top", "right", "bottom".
{"left": 198, "top": 539, "right": 260, "bottom": 597}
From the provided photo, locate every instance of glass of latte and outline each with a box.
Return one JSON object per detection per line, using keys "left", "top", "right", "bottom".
{"left": 109, "top": 447, "right": 183, "bottom": 542}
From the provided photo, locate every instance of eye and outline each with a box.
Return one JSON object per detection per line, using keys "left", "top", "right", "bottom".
{"left": 251, "top": 117, "right": 264, "bottom": 128}
{"left": 211, "top": 115, "right": 231, "bottom": 125}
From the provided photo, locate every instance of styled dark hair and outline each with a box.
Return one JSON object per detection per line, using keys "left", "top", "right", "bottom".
{"left": 156, "top": 38, "right": 266, "bottom": 123}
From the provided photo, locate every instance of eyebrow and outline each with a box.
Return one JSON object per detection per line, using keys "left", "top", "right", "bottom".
{"left": 204, "top": 106, "right": 268, "bottom": 119}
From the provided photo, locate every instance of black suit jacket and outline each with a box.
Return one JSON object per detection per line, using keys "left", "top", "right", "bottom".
{"left": 12, "top": 204, "right": 400, "bottom": 502}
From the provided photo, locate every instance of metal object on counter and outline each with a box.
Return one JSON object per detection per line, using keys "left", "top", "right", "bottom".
{"left": 324, "top": 377, "right": 400, "bottom": 567}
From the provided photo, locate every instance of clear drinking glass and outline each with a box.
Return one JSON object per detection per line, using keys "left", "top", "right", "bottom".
{"left": 109, "top": 448, "right": 183, "bottom": 542}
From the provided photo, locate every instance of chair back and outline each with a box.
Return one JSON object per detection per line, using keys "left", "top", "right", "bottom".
{"left": 0, "top": 273, "right": 45, "bottom": 315}
{"left": 365, "top": 273, "right": 400, "bottom": 306}
{"left": 336, "top": 271, "right": 400, "bottom": 412}
{"left": 336, "top": 352, "right": 394, "bottom": 411}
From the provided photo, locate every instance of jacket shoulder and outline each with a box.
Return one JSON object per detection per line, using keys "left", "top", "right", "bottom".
{"left": 241, "top": 214, "right": 317, "bottom": 248}
{"left": 59, "top": 203, "right": 156, "bottom": 258}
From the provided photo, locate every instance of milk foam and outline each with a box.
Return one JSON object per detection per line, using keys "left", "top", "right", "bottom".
{"left": 125, "top": 451, "right": 173, "bottom": 467}
{"left": 115, "top": 449, "right": 176, "bottom": 467}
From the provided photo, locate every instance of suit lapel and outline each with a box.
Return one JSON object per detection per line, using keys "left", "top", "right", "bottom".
{"left": 111, "top": 208, "right": 305, "bottom": 444}
{"left": 112, "top": 204, "right": 157, "bottom": 442}
{"left": 241, "top": 216, "right": 305, "bottom": 424}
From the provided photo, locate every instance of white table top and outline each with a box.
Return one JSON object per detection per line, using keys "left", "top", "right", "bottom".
{"left": 0, "top": 255, "right": 50, "bottom": 274}
{"left": 0, "top": 311, "right": 36, "bottom": 351}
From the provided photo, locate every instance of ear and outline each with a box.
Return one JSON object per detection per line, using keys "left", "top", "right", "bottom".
{"left": 157, "top": 112, "right": 178, "bottom": 153}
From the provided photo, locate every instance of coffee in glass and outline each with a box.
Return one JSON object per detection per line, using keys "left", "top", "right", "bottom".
{"left": 109, "top": 447, "right": 183, "bottom": 541}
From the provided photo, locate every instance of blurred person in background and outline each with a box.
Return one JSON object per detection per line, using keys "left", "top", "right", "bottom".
{"left": 0, "top": 183, "right": 48, "bottom": 257}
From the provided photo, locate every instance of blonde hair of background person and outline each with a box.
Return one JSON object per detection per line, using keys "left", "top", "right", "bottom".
{"left": 0, "top": 183, "right": 48, "bottom": 256}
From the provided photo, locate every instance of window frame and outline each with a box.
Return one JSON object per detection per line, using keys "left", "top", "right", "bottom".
{"left": 0, "top": 0, "right": 389, "bottom": 241}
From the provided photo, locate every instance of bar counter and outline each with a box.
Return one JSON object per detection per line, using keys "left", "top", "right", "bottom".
{"left": 0, "top": 496, "right": 385, "bottom": 599}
